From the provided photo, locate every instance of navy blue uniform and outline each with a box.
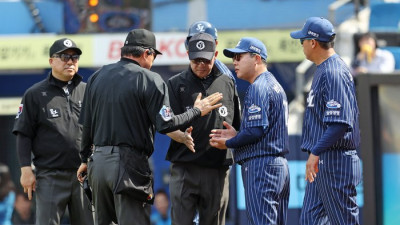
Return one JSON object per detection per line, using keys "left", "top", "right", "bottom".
{"left": 235, "top": 71, "right": 290, "bottom": 225}
{"left": 300, "top": 54, "right": 362, "bottom": 225}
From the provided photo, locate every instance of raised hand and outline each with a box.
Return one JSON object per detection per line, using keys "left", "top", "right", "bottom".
{"left": 193, "top": 92, "right": 223, "bottom": 116}
{"left": 209, "top": 121, "right": 237, "bottom": 150}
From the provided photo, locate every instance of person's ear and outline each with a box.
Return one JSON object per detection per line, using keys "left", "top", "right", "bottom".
{"left": 215, "top": 51, "right": 218, "bottom": 58}
{"left": 311, "top": 39, "right": 317, "bottom": 48}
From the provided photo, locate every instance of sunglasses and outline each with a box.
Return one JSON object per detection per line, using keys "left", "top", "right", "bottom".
{"left": 300, "top": 38, "right": 315, "bottom": 45}
{"left": 232, "top": 53, "right": 259, "bottom": 62}
{"left": 146, "top": 48, "right": 157, "bottom": 60}
{"left": 53, "top": 54, "right": 80, "bottom": 63}
{"left": 191, "top": 58, "right": 212, "bottom": 65}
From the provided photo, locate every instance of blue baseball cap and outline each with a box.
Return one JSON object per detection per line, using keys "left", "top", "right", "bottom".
{"left": 290, "top": 17, "right": 336, "bottom": 42}
{"left": 223, "top": 37, "right": 267, "bottom": 60}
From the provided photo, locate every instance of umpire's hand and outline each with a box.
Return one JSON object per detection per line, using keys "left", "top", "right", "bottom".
{"left": 194, "top": 92, "right": 223, "bottom": 116}
{"left": 20, "top": 166, "right": 36, "bottom": 200}
{"left": 77, "top": 163, "right": 88, "bottom": 183}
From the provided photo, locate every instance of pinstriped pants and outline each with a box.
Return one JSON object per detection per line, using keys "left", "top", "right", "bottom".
{"left": 241, "top": 156, "right": 290, "bottom": 225}
{"left": 300, "top": 150, "right": 362, "bottom": 225}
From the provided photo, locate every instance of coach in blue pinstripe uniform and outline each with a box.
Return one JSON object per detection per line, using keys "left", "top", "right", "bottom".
{"left": 290, "top": 17, "right": 362, "bottom": 225}
{"left": 210, "top": 37, "right": 290, "bottom": 225}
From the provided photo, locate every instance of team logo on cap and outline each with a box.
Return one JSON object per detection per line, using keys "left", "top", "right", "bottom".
{"left": 196, "top": 41, "right": 205, "bottom": 50}
{"left": 236, "top": 40, "right": 241, "bottom": 47}
{"left": 196, "top": 24, "right": 205, "bottom": 32}
{"left": 63, "top": 39, "right": 73, "bottom": 47}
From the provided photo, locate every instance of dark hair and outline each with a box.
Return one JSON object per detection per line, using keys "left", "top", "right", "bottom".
{"left": 360, "top": 32, "right": 378, "bottom": 47}
{"left": 316, "top": 34, "right": 335, "bottom": 49}
{"left": 120, "top": 46, "right": 147, "bottom": 58}
{"left": 0, "top": 164, "right": 15, "bottom": 201}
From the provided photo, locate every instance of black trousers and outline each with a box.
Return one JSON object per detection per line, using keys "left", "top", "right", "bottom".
{"left": 35, "top": 168, "right": 94, "bottom": 225}
{"left": 169, "top": 163, "right": 230, "bottom": 225}
{"left": 88, "top": 146, "right": 151, "bottom": 225}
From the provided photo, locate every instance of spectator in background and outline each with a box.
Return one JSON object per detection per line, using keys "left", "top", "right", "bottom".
{"left": 12, "top": 190, "right": 35, "bottom": 225}
{"left": 151, "top": 189, "right": 171, "bottom": 225}
{"left": 352, "top": 32, "right": 395, "bottom": 76}
{"left": 0, "top": 163, "right": 16, "bottom": 225}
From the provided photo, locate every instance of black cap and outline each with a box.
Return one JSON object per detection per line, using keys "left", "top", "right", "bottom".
{"left": 124, "top": 29, "right": 162, "bottom": 55}
{"left": 188, "top": 33, "right": 216, "bottom": 60}
{"left": 49, "top": 38, "right": 82, "bottom": 57}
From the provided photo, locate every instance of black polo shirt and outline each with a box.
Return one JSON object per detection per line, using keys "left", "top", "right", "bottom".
{"left": 12, "top": 73, "right": 86, "bottom": 169}
{"left": 166, "top": 66, "right": 241, "bottom": 167}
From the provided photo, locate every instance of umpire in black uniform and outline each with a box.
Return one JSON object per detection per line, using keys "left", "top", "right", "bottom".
{"left": 77, "top": 29, "right": 223, "bottom": 225}
{"left": 12, "top": 38, "right": 94, "bottom": 225}
{"left": 166, "top": 33, "right": 241, "bottom": 225}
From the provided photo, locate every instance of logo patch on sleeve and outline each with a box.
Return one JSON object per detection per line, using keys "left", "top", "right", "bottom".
{"left": 326, "top": 99, "right": 341, "bottom": 109}
{"left": 15, "top": 104, "right": 23, "bottom": 119}
{"left": 159, "top": 105, "right": 173, "bottom": 121}
{"left": 248, "top": 104, "right": 261, "bottom": 113}
{"left": 47, "top": 108, "right": 61, "bottom": 118}
{"left": 218, "top": 106, "right": 228, "bottom": 117}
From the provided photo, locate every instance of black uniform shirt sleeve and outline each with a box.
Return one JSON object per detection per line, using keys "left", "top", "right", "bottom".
{"left": 166, "top": 75, "right": 185, "bottom": 122}
{"left": 12, "top": 88, "right": 37, "bottom": 138}
{"left": 79, "top": 72, "right": 97, "bottom": 163}
{"left": 147, "top": 74, "right": 201, "bottom": 134}
{"left": 16, "top": 133, "right": 33, "bottom": 167}
{"left": 12, "top": 88, "right": 37, "bottom": 167}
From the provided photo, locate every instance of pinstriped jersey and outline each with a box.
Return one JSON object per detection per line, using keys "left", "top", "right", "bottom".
{"left": 215, "top": 59, "right": 236, "bottom": 84}
{"left": 234, "top": 71, "right": 289, "bottom": 163}
{"left": 301, "top": 54, "right": 360, "bottom": 152}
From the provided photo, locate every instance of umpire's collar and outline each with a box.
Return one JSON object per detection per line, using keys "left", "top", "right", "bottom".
{"left": 120, "top": 57, "right": 141, "bottom": 66}
{"left": 48, "top": 72, "right": 82, "bottom": 88}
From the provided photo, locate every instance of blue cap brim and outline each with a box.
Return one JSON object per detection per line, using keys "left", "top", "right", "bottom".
{"left": 290, "top": 30, "right": 306, "bottom": 39}
{"left": 223, "top": 48, "right": 248, "bottom": 58}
